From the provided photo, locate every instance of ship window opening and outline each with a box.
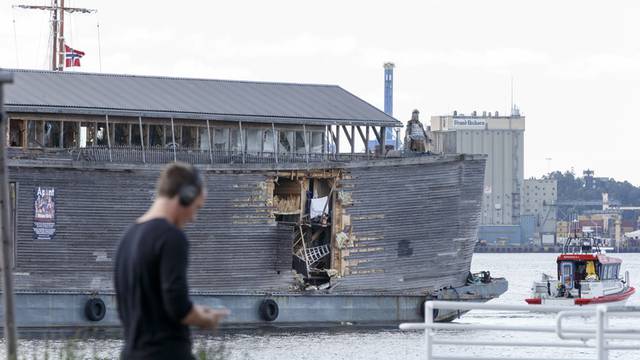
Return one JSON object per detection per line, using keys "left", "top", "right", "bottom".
{"left": 43, "top": 121, "right": 61, "bottom": 148}
{"left": 263, "top": 129, "right": 275, "bottom": 154}
{"left": 295, "top": 131, "right": 306, "bottom": 153}
{"left": 310, "top": 132, "right": 324, "bottom": 154}
{"left": 230, "top": 128, "right": 242, "bottom": 153}
{"left": 199, "top": 128, "right": 210, "bottom": 151}
{"left": 63, "top": 121, "right": 79, "bottom": 148}
{"left": 245, "top": 128, "right": 262, "bottom": 155}
{"left": 149, "top": 125, "right": 164, "bottom": 147}
{"left": 9, "top": 119, "right": 24, "bottom": 147}
{"left": 131, "top": 123, "right": 142, "bottom": 146}
{"left": 96, "top": 122, "right": 108, "bottom": 146}
{"left": 27, "top": 120, "right": 44, "bottom": 148}
{"left": 213, "top": 128, "right": 229, "bottom": 151}
{"left": 114, "top": 123, "right": 130, "bottom": 146}
{"left": 80, "top": 122, "right": 96, "bottom": 148}
{"left": 181, "top": 126, "right": 198, "bottom": 148}
{"left": 164, "top": 125, "right": 176, "bottom": 147}
{"left": 279, "top": 130, "right": 294, "bottom": 154}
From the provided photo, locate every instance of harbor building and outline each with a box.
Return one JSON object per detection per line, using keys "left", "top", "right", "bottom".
{"left": 430, "top": 110, "right": 525, "bottom": 244}
{"left": 522, "top": 178, "right": 558, "bottom": 245}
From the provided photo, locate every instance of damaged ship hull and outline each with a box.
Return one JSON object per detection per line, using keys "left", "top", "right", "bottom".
{"left": 5, "top": 154, "right": 506, "bottom": 328}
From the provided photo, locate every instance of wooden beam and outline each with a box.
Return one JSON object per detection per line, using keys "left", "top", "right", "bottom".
{"left": 380, "top": 126, "right": 387, "bottom": 155}
{"left": 329, "top": 126, "right": 338, "bottom": 145}
{"left": 324, "top": 125, "right": 329, "bottom": 155}
{"left": 356, "top": 126, "right": 366, "bottom": 145}
{"left": 170, "top": 117, "right": 176, "bottom": 162}
{"left": 105, "top": 115, "right": 112, "bottom": 162}
{"left": 272, "top": 123, "right": 278, "bottom": 164}
{"left": 341, "top": 125, "right": 353, "bottom": 144}
{"left": 59, "top": 121, "right": 64, "bottom": 148}
{"left": 350, "top": 125, "right": 355, "bottom": 154}
{"left": 92, "top": 121, "right": 97, "bottom": 145}
{"left": 365, "top": 126, "right": 370, "bottom": 159}
{"left": 239, "top": 121, "right": 245, "bottom": 164}
{"left": 303, "top": 124, "right": 309, "bottom": 163}
{"left": 372, "top": 126, "right": 381, "bottom": 144}
{"left": 206, "top": 119, "right": 213, "bottom": 164}
{"left": 138, "top": 116, "right": 145, "bottom": 163}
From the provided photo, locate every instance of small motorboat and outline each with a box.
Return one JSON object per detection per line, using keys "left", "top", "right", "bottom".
{"left": 525, "top": 235, "right": 635, "bottom": 307}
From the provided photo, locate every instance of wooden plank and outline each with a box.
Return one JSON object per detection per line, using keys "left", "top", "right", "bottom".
{"left": 138, "top": 116, "right": 145, "bottom": 163}
{"left": 356, "top": 126, "right": 366, "bottom": 145}
{"left": 105, "top": 115, "right": 112, "bottom": 162}
{"left": 341, "top": 125, "right": 353, "bottom": 144}
{"left": 371, "top": 126, "right": 381, "bottom": 144}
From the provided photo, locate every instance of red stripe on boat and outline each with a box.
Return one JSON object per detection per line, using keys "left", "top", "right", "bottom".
{"left": 525, "top": 298, "right": 542, "bottom": 304}
{"left": 574, "top": 287, "right": 636, "bottom": 305}
{"left": 557, "top": 254, "right": 598, "bottom": 261}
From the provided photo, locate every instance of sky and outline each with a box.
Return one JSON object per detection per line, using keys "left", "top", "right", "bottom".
{"left": 2, "top": 0, "right": 640, "bottom": 184}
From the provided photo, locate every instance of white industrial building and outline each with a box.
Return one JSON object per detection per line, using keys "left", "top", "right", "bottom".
{"left": 522, "top": 178, "right": 558, "bottom": 243}
{"left": 430, "top": 110, "right": 525, "bottom": 230}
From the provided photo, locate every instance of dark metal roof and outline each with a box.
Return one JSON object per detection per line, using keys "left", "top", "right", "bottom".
{"left": 3, "top": 69, "right": 401, "bottom": 127}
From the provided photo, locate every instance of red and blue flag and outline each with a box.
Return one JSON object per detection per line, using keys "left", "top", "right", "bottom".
{"left": 64, "top": 45, "right": 85, "bottom": 67}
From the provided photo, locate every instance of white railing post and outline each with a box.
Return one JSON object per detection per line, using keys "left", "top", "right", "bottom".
{"left": 425, "top": 301, "right": 434, "bottom": 360}
{"left": 596, "top": 305, "right": 607, "bottom": 360}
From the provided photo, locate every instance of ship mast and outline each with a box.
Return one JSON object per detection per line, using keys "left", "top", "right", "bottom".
{"left": 13, "top": 1, "right": 96, "bottom": 71}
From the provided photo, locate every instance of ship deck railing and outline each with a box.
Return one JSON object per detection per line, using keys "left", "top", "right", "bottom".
{"left": 399, "top": 300, "right": 640, "bottom": 360}
{"left": 8, "top": 145, "right": 432, "bottom": 165}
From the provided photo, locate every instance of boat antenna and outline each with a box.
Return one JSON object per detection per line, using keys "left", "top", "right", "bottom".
{"left": 96, "top": 12, "right": 102, "bottom": 72}
{"left": 11, "top": 7, "right": 20, "bottom": 67}
{"left": 510, "top": 76, "right": 513, "bottom": 115}
{"left": 13, "top": 1, "right": 97, "bottom": 71}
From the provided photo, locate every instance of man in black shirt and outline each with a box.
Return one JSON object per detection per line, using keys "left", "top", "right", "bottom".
{"left": 115, "top": 163, "right": 229, "bottom": 360}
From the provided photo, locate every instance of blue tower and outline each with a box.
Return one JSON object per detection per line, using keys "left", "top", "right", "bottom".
{"left": 384, "top": 62, "right": 394, "bottom": 116}
{"left": 383, "top": 62, "right": 396, "bottom": 148}
{"left": 369, "top": 62, "right": 396, "bottom": 151}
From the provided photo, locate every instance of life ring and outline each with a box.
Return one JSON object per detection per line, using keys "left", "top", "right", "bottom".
{"left": 85, "top": 298, "right": 106, "bottom": 322}
{"left": 259, "top": 299, "right": 279, "bottom": 322}
{"left": 418, "top": 301, "right": 439, "bottom": 320}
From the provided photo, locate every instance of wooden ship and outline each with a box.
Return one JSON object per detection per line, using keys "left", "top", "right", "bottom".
{"left": 0, "top": 69, "right": 507, "bottom": 328}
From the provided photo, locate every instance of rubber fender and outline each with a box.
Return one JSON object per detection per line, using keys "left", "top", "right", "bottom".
{"left": 259, "top": 299, "right": 279, "bottom": 322}
{"left": 85, "top": 298, "right": 106, "bottom": 322}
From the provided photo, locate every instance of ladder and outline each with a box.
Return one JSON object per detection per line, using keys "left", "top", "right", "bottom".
{"left": 294, "top": 225, "right": 330, "bottom": 269}
{"left": 304, "top": 244, "right": 330, "bottom": 267}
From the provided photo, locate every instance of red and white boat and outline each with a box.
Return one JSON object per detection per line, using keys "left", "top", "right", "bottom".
{"left": 525, "top": 236, "right": 635, "bottom": 307}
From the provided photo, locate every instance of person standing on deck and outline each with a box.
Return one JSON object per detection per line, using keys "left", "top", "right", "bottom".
{"left": 115, "top": 162, "right": 229, "bottom": 360}
{"left": 404, "top": 109, "right": 430, "bottom": 153}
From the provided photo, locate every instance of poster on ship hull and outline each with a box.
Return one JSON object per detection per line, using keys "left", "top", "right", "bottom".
{"left": 33, "top": 186, "right": 56, "bottom": 240}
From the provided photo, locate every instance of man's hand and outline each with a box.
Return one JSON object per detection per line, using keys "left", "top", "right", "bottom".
{"left": 182, "top": 304, "right": 231, "bottom": 330}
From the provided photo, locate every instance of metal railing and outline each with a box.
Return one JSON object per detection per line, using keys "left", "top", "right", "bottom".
{"left": 9, "top": 145, "right": 410, "bottom": 165}
{"left": 399, "top": 301, "right": 640, "bottom": 360}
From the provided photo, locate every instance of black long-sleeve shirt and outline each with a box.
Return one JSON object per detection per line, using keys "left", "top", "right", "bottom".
{"left": 115, "top": 218, "right": 194, "bottom": 360}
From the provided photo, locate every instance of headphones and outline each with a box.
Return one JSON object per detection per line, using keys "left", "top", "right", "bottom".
{"left": 178, "top": 167, "right": 203, "bottom": 207}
